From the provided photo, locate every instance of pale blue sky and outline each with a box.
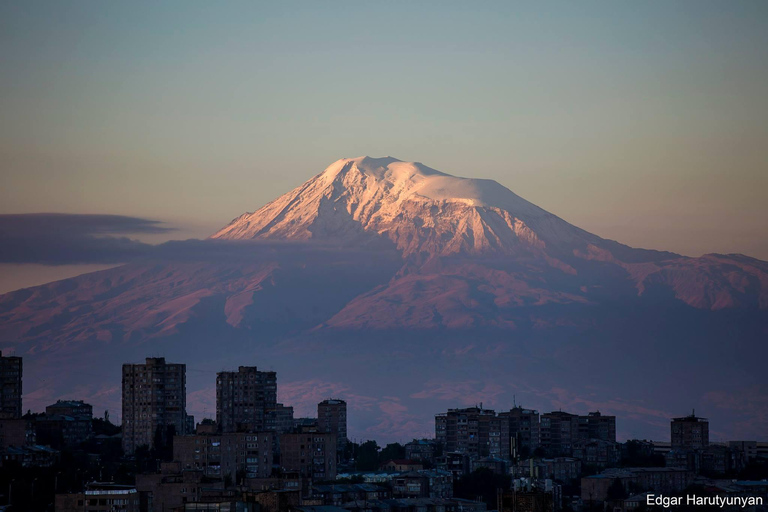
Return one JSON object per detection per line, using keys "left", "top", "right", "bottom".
{"left": 2, "top": 1, "right": 767, "bottom": 263}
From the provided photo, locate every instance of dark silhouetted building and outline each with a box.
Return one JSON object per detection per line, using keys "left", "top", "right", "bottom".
{"left": 267, "top": 403, "right": 295, "bottom": 434}
{"left": 0, "top": 351, "right": 22, "bottom": 419}
{"left": 280, "top": 427, "right": 337, "bottom": 481}
{"left": 436, "top": 406, "right": 496, "bottom": 458}
{"left": 174, "top": 430, "right": 274, "bottom": 481}
{"left": 318, "top": 399, "right": 347, "bottom": 451}
{"left": 405, "top": 439, "right": 437, "bottom": 464}
{"left": 500, "top": 407, "right": 540, "bottom": 459}
{"left": 540, "top": 412, "right": 579, "bottom": 457}
{"left": 122, "top": 357, "right": 187, "bottom": 454}
{"left": 671, "top": 412, "right": 709, "bottom": 450}
{"left": 56, "top": 483, "right": 140, "bottom": 512}
{"left": 578, "top": 411, "right": 616, "bottom": 443}
{"left": 216, "top": 366, "right": 277, "bottom": 433}
{"left": 34, "top": 399, "right": 94, "bottom": 448}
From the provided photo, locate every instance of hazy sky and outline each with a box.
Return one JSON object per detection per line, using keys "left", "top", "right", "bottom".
{"left": 2, "top": 1, "right": 767, "bottom": 280}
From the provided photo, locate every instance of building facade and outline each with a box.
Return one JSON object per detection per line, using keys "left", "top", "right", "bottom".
{"left": 540, "top": 412, "right": 579, "bottom": 457}
{"left": 500, "top": 407, "right": 540, "bottom": 458}
{"left": 671, "top": 412, "right": 709, "bottom": 450}
{"left": 280, "top": 429, "right": 337, "bottom": 481}
{"left": 216, "top": 366, "right": 277, "bottom": 433}
{"left": 435, "top": 407, "right": 496, "bottom": 458}
{"left": 318, "top": 399, "right": 347, "bottom": 452}
{"left": 122, "top": 357, "right": 187, "bottom": 454}
{"left": 0, "top": 351, "right": 22, "bottom": 419}
{"left": 174, "top": 430, "right": 274, "bottom": 481}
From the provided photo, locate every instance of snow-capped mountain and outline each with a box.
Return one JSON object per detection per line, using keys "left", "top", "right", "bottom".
{"left": 1, "top": 156, "right": 767, "bottom": 441}
{"left": 212, "top": 156, "right": 617, "bottom": 261}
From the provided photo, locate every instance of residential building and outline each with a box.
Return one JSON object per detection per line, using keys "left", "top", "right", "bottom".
{"left": 46, "top": 399, "right": 93, "bottom": 418}
{"left": 380, "top": 459, "right": 424, "bottom": 472}
{"left": 405, "top": 439, "right": 437, "bottom": 464}
{"left": 578, "top": 411, "right": 616, "bottom": 443}
{"left": 0, "top": 351, "right": 22, "bottom": 419}
{"left": 55, "top": 483, "right": 139, "bottom": 512}
{"left": 581, "top": 467, "right": 693, "bottom": 503}
{"left": 572, "top": 439, "right": 620, "bottom": 468}
{"left": 216, "top": 366, "right": 277, "bottom": 433}
{"left": 510, "top": 457, "right": 582, "bottom": 482}
{"left": 136, "top": 462, "right": 222, "bottom": 512}
{"left": 267, "top": 403, "right": 295, "bottom": 434}
{"left": 311, "top": 483, "right": 391, "bottom": 504}
{"left": 436, "top": 452, "right": 469, "bottom": 478}
{"left": 34, "top": 399, "right": 94, "bottom": 448}
{"left": 500, "top": 407, "right": 540, "bottom": 459}
{"left": 435, "top": 407, "right": 496, "bottom": 458}
{"left": 280, "top": 428, "right": 337, "bottom": 481}
{"left": 671, "top": 412, "right": 709, "bottom": 450}
{"left": 540, "top": 412, "right": 579, "bottom": 457}
{"left": 391, "top": 470, "right": 453, "bottom": 498}
{"left": 318, "top": 399, "right": 347, "bottom": 451}
{"left": 174, "top": 430, "right": 274, "bottom": 481}
{"left": 122, "top": 357, "right": 188, "bottom": 455}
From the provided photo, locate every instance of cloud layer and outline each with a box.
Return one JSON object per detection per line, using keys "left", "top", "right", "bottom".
{"left": 0, "top": 214, "right": 170, "bottom": 265}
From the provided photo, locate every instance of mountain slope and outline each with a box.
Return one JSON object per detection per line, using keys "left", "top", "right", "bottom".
{"left": 1, "top": 156, "right": 767, "bottom": 441}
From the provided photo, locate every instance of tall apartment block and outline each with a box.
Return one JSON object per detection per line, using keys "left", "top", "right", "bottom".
{"left": 0, "top": 351, "right": 22, "bottom": 419}
{"left": 500, "top": 406, "right": 540, "bottom": 458}
{"left": 541, "top": 411, "right": 616, "bottom": 456}
{"left": 436, "top": 407, "right": 496, "bottom": 458}
{"left": 578, "top": 411, "right": 616, "bottom": 443}
{"left": 122, "top": 357, "right": 187, "bottom": 455}
{"left": 216, "top": 367, "right": 277, "bottom": 433}
{"left": 540, "top": 411, "right": 580, "bottom": 456}
{"left": 671, "top": 412, "right": 709, "bottom": 450}
{"left": 318, "top": 398, "right": 347, "bottom": 451}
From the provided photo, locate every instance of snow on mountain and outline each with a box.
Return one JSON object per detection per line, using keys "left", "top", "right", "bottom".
{"left": 211, "top": 156, "right": 606, "bottom": 261}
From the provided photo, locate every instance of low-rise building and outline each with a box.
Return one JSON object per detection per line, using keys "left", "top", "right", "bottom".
{"left": 1, "top": 444, "right": 58, "bottom": 467}
{"left": 136, "top": 461, "right": 224, "bottom": 512}
{"left": 436, "top": 452, "right": 469, "bottom": 478}
{"left": 391, "top": 470, "right": 453, "bottom": 499}
{"left": 174, "top": 430, "right": 274, "bottom": 482}
{"left": 470, "top": 456, "right": 507, "bottom": 475}
{"left": 572, "top": 439, "right": 620, "bottom": 468}
{"left": 380, "top": 459, "right": 424, "bottom": 472}
{"left": 581, "top": 467, "right": 694, "bottom": 503}
{"left": 510, "top": 458, "right": 581, "bottom": 482}
{"left": 312, "top": 483, "right": 391, "bottom": 504}
{"left": 56, "top": 483, "right": 139, "bottom": 512}
{"left": 405, "top": 439, "right": 437, "bottom": 464}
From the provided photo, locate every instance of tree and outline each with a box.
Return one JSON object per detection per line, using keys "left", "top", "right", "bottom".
{"left": 355, "top": 440, "right": 380, "bottom": 471}
{"left": 379, "top": 443, "right": 406, "bottom": 464}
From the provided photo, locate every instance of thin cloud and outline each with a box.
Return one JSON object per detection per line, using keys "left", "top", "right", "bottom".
{"left": 0, "top": 213, "right": 168, "bottom": 265}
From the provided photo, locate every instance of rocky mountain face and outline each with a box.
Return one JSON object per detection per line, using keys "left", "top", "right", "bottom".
{"left": 1, "top": 156, "right": 767, "bottom": 441}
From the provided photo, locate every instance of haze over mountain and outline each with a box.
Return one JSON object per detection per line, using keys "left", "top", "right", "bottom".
{"left": 1, "top": 157, "right": 766, "bottom": 441}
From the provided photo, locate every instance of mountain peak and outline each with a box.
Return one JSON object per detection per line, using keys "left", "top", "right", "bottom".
{"left": 211, "top": 156, "right": 600, "bottom": 260}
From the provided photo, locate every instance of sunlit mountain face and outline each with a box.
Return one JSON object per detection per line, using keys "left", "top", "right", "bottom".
{"left": 2, "top": 157, "right": 767, "bottom": 442}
